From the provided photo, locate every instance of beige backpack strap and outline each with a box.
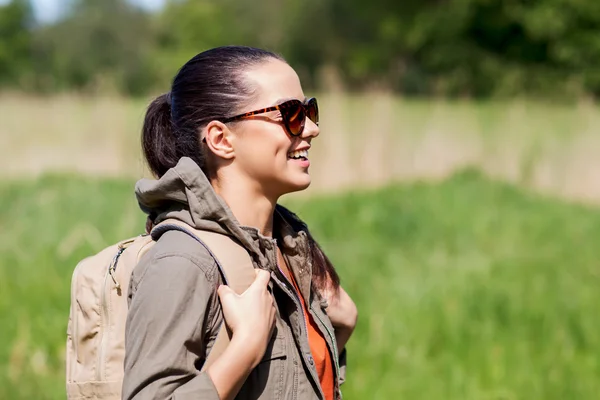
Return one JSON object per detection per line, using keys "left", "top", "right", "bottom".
{"left": 152, "top": 219, "right": 256, "bottom": 372}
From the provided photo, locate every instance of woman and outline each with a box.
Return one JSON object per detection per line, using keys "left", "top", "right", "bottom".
{"left": 123, "top": 46, "right": 358, "bottom": 400}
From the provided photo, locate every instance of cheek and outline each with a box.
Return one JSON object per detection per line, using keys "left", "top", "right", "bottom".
{"left": 236, "top": 132, "right": 290, "bottom": 171}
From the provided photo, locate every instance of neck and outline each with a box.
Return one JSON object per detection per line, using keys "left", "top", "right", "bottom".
{"left": 211, "top": 174, "right": 278, "bottom": 238}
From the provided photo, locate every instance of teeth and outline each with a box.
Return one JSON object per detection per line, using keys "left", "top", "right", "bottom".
{"left": 288, "top": 149, "right": 309, "bottom": 159}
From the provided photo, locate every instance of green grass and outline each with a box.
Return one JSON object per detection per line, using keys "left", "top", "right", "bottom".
{"left": 1, "top": 171, "right": 599, "bottom": 399}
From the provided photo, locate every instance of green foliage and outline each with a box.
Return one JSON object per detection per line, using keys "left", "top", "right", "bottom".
{"left": 2, "top": 0, "right": 600, "bottom": 96}
{"left": 0, "top": 0, "right": 34, "bottom": 88}
{"left": 31, "top": 0, "right": 157, "bottom": 94}
{"left": 2, "top": 172, "right": 600, "bottom": 398}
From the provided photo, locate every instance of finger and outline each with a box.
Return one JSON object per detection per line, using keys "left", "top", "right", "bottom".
{"left": 251, "top": 269, "right": 271, "bottom": 288}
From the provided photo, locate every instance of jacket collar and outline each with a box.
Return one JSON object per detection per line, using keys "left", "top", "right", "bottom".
{"left": 136, "top": 157, "right": 313, "bottom": 298}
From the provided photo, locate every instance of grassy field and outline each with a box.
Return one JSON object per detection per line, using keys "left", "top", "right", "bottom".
{"left": 1, "top": 94, "right": 600, "bottom": 203}
{"left": 1, "top": 171, "right": 599, "bottom": 399}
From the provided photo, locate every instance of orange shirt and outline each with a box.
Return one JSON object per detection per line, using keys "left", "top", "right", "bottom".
{"left": 288, "top": 271, "right": 335, "bottom": 400}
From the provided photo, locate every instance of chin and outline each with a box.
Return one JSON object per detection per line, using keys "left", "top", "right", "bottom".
{"left": 281, "top": 175, "right": 312, "bottom": 195}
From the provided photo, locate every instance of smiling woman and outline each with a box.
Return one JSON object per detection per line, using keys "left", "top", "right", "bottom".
{"left": 121, "top": 45, "right": 358, "bottom": 400}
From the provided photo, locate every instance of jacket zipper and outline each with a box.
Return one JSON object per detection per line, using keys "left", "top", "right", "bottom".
{"left": 272, "top": 239, "right": 326, "bottom": 400}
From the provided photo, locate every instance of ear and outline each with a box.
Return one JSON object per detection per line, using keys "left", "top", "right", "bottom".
{"left": 203, "top": 121, "right": 236, "bottom": 160}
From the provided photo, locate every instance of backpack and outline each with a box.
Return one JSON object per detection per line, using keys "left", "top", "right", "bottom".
{"left": 65, "top": 218, "right": 256, "bottom": 400}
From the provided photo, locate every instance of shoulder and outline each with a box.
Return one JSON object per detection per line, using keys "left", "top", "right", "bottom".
{"left": 131, "top": 230, "right": 221, "bottom": 290}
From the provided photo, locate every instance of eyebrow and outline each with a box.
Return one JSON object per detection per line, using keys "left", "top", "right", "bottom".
{"left": 270, "top": 96, "right": 308, "bottom": 107}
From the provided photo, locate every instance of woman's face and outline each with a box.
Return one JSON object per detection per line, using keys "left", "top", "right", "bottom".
{"left": 227, "top": 58, "right": 320, "bottom": 198}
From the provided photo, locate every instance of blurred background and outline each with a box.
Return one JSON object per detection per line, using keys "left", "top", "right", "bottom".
{"left": 1, "top": 0, "right": 599, "bottom": 398}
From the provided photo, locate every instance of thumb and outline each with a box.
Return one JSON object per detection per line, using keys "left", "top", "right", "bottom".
{"left": 217, "top": 284, "right": 236, "bottom": 303}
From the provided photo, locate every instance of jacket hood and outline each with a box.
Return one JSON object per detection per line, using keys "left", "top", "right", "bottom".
{"left": 135, "top": 157, "right": 308, "bottom": 266}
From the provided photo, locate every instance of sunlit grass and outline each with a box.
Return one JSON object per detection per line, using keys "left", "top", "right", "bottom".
{"left": 1, "top": 171, "right": 599, "bottom": 398}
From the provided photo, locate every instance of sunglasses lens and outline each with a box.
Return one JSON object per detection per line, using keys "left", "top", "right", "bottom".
{"left": 285, "top": 102, "right": 305, "bottom": 136}
{"left": 307, "top": 98, "right": 319, "bottom": 125}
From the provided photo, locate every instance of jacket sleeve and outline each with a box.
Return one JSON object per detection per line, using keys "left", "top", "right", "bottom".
{"left": 122, "top": 253, "right": 222, "bottom": 400}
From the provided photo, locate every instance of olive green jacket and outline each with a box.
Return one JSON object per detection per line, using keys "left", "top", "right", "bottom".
{"left": 122, "top": 157, "right": 346, "bottom": 399}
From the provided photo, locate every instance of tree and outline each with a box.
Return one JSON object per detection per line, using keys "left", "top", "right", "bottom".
{"left": 0, "top": 0, "right": 34, "bottom": 88}
{"left": 34, "top": 0, "right": 156, "bottom": 94}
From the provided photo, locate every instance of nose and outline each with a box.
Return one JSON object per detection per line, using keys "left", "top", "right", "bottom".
{"left": 302, "top": 117, "right": 320, "bottom": 140}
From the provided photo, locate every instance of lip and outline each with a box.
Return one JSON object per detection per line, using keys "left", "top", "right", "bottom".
{"left": 288, "top": 145, "right": 311, "bottom": 153}
{"left": 289, "top": 157, "right": 310, "bottom": 168}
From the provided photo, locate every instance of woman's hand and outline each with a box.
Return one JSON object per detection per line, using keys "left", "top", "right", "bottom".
{"left": 207, "top": 269, "right": 276, "bottom": 400}
{"left": 217, "top": 269, "right": 276, "bottom": 367}
{"left": 323, "top": 285, "right": 358, "bottom": 354}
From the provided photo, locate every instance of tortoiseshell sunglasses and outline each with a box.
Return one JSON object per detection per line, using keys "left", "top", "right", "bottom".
{"left": 220, "top": 97, "right": 319, "bottom": 137}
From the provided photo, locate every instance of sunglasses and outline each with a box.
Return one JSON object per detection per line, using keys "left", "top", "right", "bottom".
{"left": 219, "top": 97, "right": 319, "bottom": 137}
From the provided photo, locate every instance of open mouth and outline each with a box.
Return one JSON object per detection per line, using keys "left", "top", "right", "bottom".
{"left": 287, "top": 149, "right": 309, "bottom": 160}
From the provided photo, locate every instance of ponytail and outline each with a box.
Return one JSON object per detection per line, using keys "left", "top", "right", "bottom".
{"left": 142, "top": 93, "right": 179, "bottom": 178}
